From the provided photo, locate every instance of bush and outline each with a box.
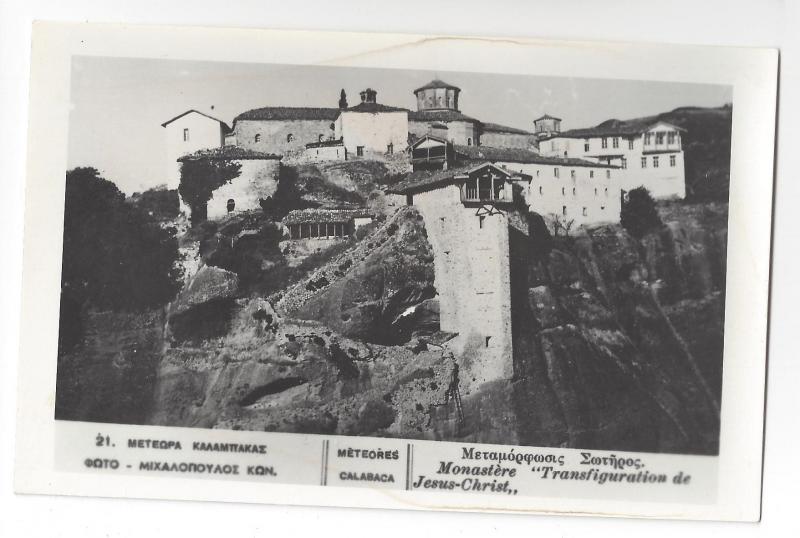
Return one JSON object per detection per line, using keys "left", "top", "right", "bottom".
{"left": 61, "top": 167, "right": 183, "bottom": 313}
{"left": 178, "top": 158, "right": 241, "bottom": 225}
{"left": 621, "top": 186, "right": 663, "bottom": 238}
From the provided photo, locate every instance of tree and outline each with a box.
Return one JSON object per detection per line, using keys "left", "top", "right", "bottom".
{"left": 339, "top": 88, "right": 348, "bottom": 110}
{"left": 620, "top": 186, "right": 663, "bottom": 238}
{"left": 61, "top": 167, "right": 183, "bottom": 316}
{"left": 178, "top": 157, "right": 241, "bottom": 225}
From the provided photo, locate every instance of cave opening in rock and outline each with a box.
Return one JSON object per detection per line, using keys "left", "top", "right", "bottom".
{"left": 238, "top": 377, "right": 308, "bottom": 406}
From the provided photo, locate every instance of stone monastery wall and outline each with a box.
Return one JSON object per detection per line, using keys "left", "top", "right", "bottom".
{"left": 409, "top": 184, "right": 513, "bottom": 389}
{"left": 499, "top": 161, "right": 622, "bottom": 227}
{"left": 234, "top": 119, "right": 336, "bottom": 155}
{"left": 206, "top": 159, "right": 281, "bottom": 220}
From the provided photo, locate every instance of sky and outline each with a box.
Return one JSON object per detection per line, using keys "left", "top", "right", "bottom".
{"left": 67, "top": 56, "right": 732, "bottom": 194}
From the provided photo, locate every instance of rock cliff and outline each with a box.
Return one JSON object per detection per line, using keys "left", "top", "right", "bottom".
{"left": 139, "top": 201, "right": 725, "bottom": 454}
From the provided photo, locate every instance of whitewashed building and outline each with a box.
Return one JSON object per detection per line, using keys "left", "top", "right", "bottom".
{"left": 334, "top": 88, "right": 409, "bottom": 158}
{"left": 454, "top": 145, "right": 622, "bottom": 227}
{"left": 161, "top": 109, "right": 229, "bottom": 190}
{"left": 537, "top": 118, "right": 687, "bottom": 199}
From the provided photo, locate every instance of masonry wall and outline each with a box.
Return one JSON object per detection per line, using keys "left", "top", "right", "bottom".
{"left": 623, "top": 152, "right": 686, "bottom": 199}
{"left": 234, "top": 119, "right": 337, "bottom": 155}
{"left": 165, "top": 113, "right": 224, "bottom": 189}
{"left": 479, "top": 131, "right": 535, "bottom": 149}
{"left": 499, "top": 161, "right": 622, "bottom": 227}
{"left": 205, "top": 159, "right": 281, "bottom": 220}
{"left": 409, "top": 120, "right": 478, "bottom": 146}
{"left": 336, "top": 111, "right": 409, "bottom": 155}
{"left": 409, "top": 185, "right": 513, "bottom": 389}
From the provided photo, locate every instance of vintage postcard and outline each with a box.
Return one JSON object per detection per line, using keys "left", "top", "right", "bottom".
{"left": 14, "top": 22, "right": 776, "bottom": 520}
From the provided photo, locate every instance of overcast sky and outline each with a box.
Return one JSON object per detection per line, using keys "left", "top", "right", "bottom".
{"left": 68, "top": 56, "right": 732, "bottom": 194}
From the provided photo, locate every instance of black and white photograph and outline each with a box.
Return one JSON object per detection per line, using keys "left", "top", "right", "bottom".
{"left": 9, "top": 21, "right": 779, "bottom": 524}
{"left": 57, "top": 56, "right": 732, "bottom": 455}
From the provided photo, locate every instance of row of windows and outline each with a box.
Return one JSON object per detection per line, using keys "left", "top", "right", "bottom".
{"left": 644, "top": 131, "right": 678, "bottom": 145}
{"left": 561, "top": 205, "right": 607, "bottom": 216}
{"left": 594, "top": 137, "right": 634, "bottom": 151}
{"left": 535, "top": 185, "right": 610, "bottom": 197}
{"left": 640, "top": 155, "right": 678, "bottom": 168}
{"left": 552, "top": 168, "right": 612, "bottom": 179}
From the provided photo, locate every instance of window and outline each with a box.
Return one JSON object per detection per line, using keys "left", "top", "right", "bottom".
{"left": 606, "top": 170, "right": 611, "bottom": 179}
{"left": 319, "top": 134, "right": 325, "bottom": 142}
{"left": 562, "top": 205, "right": 567, "bottom": 216}
{"left": 582, "top": 207, "right": 587, "bottom": 216}
{"left": 226, "top": 199, "right": 235, "bottom": 213}
{"left": 183, "top": 128, "right": 189, "bottom": 142}
{"left": 554, "top": 168, "right": 560, "bottom": 178}
{"left": 356, "top": 146, "right": 364, "bottom": 157}
{"left": 628, "top": 138, "right": 634, "bottom": 150}
{"left": 601, "top": 206, "right": 606, "bottom": 210}
{"left": 387, "top": 143, "right": 394, "bottom": 155}
{"left": 536, "top": 170, "right": 540, "bottom": 177}
{"left": 612, "top": 137, "right": 619, "bottom": 149}
{"left": 287, "top": 133, "right": 295, "bottom": 142}
{"left": 670, "top": 155, "right": 677, "bottom": 167}
{"left": 538, "top": 185, "right": 543, "bottom": 195}
{"left": 656, "top": 132, "right": 665, "bottom": 144}
{"left": 621, "top": 157, "right": 627, "bottom": 169}
{"left": 467, "top": 137, "right": 473, "bottom": 146}
{"left": 584, "top": 141, "right": 590, "bottom": 152}
{"left": 479, "top": 216, "right": 485, "bottom": 229}
{"left": 645, "top": 133, "right": 653, "bottom": 145}
{"left": 570, "top": 170, "right": 576, "bottom": 179}
{"left": 594, "top": 188, "right": 598, "bottom": 196}
{"left": 641, "top": 157, "right": 647, "bottom": 168}
{"left": 485, "top": 336, "right": 491, "bottom": 348}
{"left": 605, "top": 187, "right": 608, "bottom": 196}
{"left": 254, "top": 134, "right": 261, "bottom": 143}
{"left": 601, "top": 137, "right": 608, "bottom": 149}
{"left": 562, "top": 187, "right": 566, "bottom": 195}
{"left": 668, "top": 132, "right": 676, "bottom": 144}
{"left": 572, "top": 187, "right": 576, "bottom": 196}
{"left": 653, "top": 156, "right": 659, "bottom": 168}
{"left": 589, "top": 170, "right": 594, "bottom": 179}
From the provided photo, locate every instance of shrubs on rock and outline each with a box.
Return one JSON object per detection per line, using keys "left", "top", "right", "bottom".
{"left": 621, "top": 186, "right": 663, "bottom": 239}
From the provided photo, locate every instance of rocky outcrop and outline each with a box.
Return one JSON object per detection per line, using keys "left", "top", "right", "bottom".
{"left": 146, "top": 201, "right": 726, "bottom": 455}
{"left": 167, "top": 265, "right": 239, "bottom": 343}
{"left": 280, "top": 206, "right": 438, "bottom": 344}
{"left": 497, "top": 202, "right": 727, "bottom": 455}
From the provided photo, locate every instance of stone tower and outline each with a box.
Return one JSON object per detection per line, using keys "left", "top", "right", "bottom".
{"left": 413, "top": 79, "right": 461, "bottom": 112}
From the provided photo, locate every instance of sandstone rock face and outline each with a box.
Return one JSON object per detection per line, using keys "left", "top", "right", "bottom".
{"left": 284, "top": 206, "right": 438, "bottom": 344}
{"left": 167, "top": 265, "right": 239, "bottom": 343}
{"left": 145, "top": 201, "right": 726, "bottom": 455}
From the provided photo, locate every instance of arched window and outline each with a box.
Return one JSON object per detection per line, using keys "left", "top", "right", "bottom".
{"left": 467, "top": 137, "right": 472, "bottom": 146}
{"left": 226, "top": 199, "right": 235, "bottom": 213}
{"left": 318, "top": 134, "right": 324, "bottom": 142}
{"left": 287, "top": 133, "right": 295, "bottom": 143}
{"left": 254, "top": 134, "right": 261, "bottom": 143}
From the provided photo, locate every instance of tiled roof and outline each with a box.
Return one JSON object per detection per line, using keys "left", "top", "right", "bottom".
{"left": 177, "top": 146, "right": 281, "bottom": 161}
{"left": 345, "top": 102, "right": 409, "bottom": 113}
{"left": 534, "top": 113, "right": 562, "bottom": 122}
{"left": 453, "top": 145, "right": 618, "bottom": 168}
{"left": 387, "top": 162, "right": 528, "bottom": 195}
{"left": 282, "top": 208, "right": 373, "bottom": 225}
{"left": 409, "top": 109, "right": 479, "bottom": 123}
{"left": 545, "top": 117, "right": 686, "bottom": 139}
{"left": 233, "top": 106, "right": 341, "bottom": 123}
{"left": 413, "top": 79, "right": 461, "bottom": 93}
{"left": 161, "top": 109, "right": 230, "bottom": 131}
{"left": 481, "top": 122, "right": 534, "bottom": 135}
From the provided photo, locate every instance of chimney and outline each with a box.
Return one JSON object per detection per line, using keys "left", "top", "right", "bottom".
{"left": 360, "top": 88, "right": 377, "bottom": 104}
